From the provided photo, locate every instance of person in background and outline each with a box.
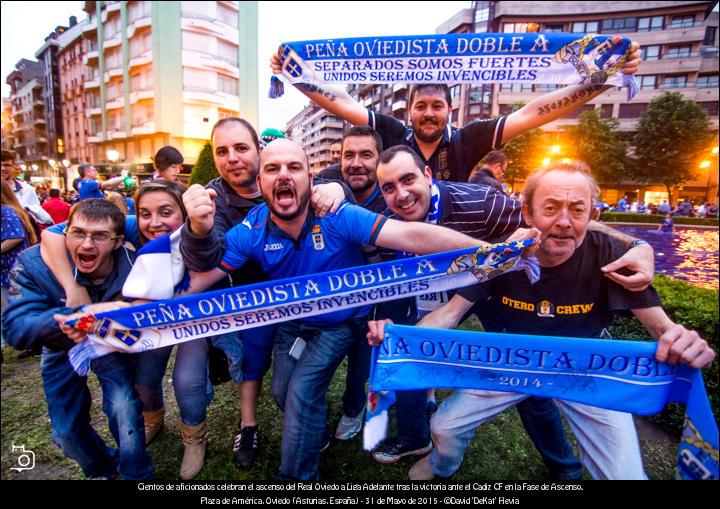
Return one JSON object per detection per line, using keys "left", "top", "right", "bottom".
{"left": 468, "top": 150, "right": 508, "bottom": 193}
{"left": 106, "top": 191, "right": 129, "bottom": 215}
{"left": 76, "top": 163, "right": 126, "bottom": 201}
{"left": 1, "top": 150, "right": 52, "bottom": 226}
{"left": 42, "top": 188, "right": 71, "bottom": 225}
{"left": 151, "top": 146, "right": 183, "bottom": 183}
{"left": 658, "top": 213, "right": 674, "bottom": 233}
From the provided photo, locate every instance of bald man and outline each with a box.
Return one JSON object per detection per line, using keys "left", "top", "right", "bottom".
{"left": 183, "top": 138, "right": 538, "bottom": 480}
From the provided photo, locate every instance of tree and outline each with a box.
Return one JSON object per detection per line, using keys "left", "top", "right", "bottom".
{"left": 561, "top": 109, "right": 629, "bottom": 184}
{"left": 502, "top": 128, "right": 548, "bottom": 191}
{"left": 630, "top": 92, "right": 714, "bottom": 206}
{"left": 188, "top": 143, "right": 218, "bottom": 187}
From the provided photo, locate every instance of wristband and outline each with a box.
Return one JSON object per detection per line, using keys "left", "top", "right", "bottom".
{"left": 628, "top": 239, "right": 648, "bottom": 249}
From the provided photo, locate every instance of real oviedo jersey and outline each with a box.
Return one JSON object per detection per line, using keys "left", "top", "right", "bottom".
{"left": 219, "top": 201, "right": 388, "bottom": 326}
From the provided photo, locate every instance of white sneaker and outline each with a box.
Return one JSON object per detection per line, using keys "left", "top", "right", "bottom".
{"left": 335, "top": 409, "right": 364, "bottom": 440}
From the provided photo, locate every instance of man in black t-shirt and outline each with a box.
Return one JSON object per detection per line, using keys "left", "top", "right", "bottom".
{"left": 368, "top": 162, "right": 715, "bottom": 480}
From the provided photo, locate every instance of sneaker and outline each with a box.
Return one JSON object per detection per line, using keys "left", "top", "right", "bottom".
{"left": 409, "top": 455, "right": 436, "bottom": 480}
{"left": 371, "top": 437, "right": 433, "bottom": 464}
{"left": 233, "top": 425, "right": 259, "bottom": 469}
{"left": 335, "top": 410, "right": 364, "bottom": 440}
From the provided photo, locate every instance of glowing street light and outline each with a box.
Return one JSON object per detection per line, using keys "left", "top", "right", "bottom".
{"left": 542, "top": 158, "right": 551, "bottom": 166}
{"left": 48, "top": 159, "right": 56, "bottom": 168}
{"left": 62, "top": 159, "right": 70, "bottom": 168}
{"left": 550, "top": 145, "right": 562, "bottom": 155}
{"left": 19, "top": 164, "right": 26, "bottom": 171}
{"left": 31, "top": 164, "right": 39, "bottom": 171}
{"left": 107, "top": 149, "right": 120, "bottom": 162}
{"left": 712, "top": 146, "right": 719, "bottom": 155}
{"left": 699, "top": 161, "right": 711, "bottom": 169}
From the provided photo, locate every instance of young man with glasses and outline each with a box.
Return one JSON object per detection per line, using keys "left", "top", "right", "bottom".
{"left": 3, "top": 199, "right": 153, "bottom": 480}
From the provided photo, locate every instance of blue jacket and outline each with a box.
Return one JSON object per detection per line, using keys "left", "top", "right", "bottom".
{"left": 2, "top": 244, "right": 135, "bottom": 351}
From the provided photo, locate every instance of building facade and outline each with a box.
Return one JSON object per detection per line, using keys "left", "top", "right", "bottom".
{"left": 81, "top": 0, "right": 257, "bottom": 178}
{"left": 284, "top": 102, "right": 344, "bottom": 173}
{"left": 6, "top": 59, "right": 48, "bottom": 172}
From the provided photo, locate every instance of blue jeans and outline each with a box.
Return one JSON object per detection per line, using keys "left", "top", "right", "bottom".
{"left": 517, "top": 398, "right": 583, "bottom": 480}
{"left": 271, "top": 320, "right": 357, "bottom": 480}
{"left": 342, "top": 321, "right": 371, "bottom": 418}
{"left": 91, "top": 352, "right": 153, "bottom": 480}
{"left": 212, "top": 326, "right": 276, "bottom": 383}
{"left": 41, "top": 348, "right": 117, "bottom": 479}
{"left": 135, "top": 339, "right": 212, "bottom": 426}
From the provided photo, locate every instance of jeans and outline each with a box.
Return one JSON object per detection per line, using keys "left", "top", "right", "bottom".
{"left": 395, "top": 389, "right": 431, "bottom": 448}
{"left": 135, "top": 339, "right": 213, "bottom": 426}
{"left": 271, "top": 320, "right": 357, "bottom": 480}
{"left": 516, "top": 398, "right": 583, "bottom": 480}
{"left": 41, "top": 348, "right": 117, "bottom": 479}
{"left": 429, "top": 389, "right": 646, "bottom": 480}
{"left": 212, "top": 326, "right": 277, "bottom": 383}
{"left": 341, "top": 321, "right": 371, "bottom": 418}
{"left": 91, "top": 352, "right": 154, "bottom": 480}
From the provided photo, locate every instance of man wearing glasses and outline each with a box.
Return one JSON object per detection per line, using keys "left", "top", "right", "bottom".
{"left": 3, "top": 199, "right": 153, "bottom": 480}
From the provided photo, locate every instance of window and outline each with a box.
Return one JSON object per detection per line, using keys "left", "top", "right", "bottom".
{"left": 571, "top": 21, "right": 599, "bottom": 33}
{"left": 183, "top": 68, "right": 214, "bottom": 90}
{"left": 638, "top": 16, "right": 663, "bottom": 32}
{"left": 600, "top": 104, "right": 614, "bottom": 118}
{"left": 700, "top": 102, "right": 719, "bottom": 116}
{"left": 475, "top": 7, "right": 489, "bottom": 23}
{"left": 565, "top": 104, "right": 595, "bottom": 119}
{"left": 450, "top": 85, "right": 461, "bottom": 99}
{"left": 217, "top": 3, "right": 238, "bottom": 26}
{"left": 663, "top": 75, "right": 687, "bottom": 89}
{"left": 217, "top": 74, "right": 238, "bottom": 95}
{"left": 638, "top": 75, "right": 656, "bottom": 89}
{"left": 669, "top": 15, "right": 694, "bottom": 29}
{"left": 618, "top": 103, "right": 647, "bottom": 118}
{"left": 641, "top": 45, "right": 660, "bottom": 61}
{"left": 182, "top": 31, "right": 209, "bottom": 53}
{"left": 217, "top": 40, "right": 238, "bottom": 64}
{"left": 503, "top": 23, "right": 529, "bottom": 33}
{"left": 544, "top": 24, "right": 564, "bottom": 32}
{"left": 697, "top": 75, "right": 719, "bottom": 88}
{"left": 535, "top": 83, "right": 559, "bottom": 92}
{"left": 601, "top": 17, "right": 636, "bottom": 33}
{"left": 704, "top": 26, "right": 718, "bottom": 46}
{"left": 666, "top": 45, "right": 692, "bottom": 59}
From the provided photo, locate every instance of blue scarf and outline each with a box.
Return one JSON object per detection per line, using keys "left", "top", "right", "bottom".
{"left": 367, "top": 324, "right": 718, "bottom": 481}
{"left": 271, "top": 33, "right": 637, "bottom": 100}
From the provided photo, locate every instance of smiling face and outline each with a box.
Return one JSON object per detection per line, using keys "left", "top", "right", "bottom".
{"left": 341, "top": 135, "right": 379, "bottom": 199}
{"left": 137, "top": 190, "right": 185, "bottom": 241}
{"left": 523, "top": 170, "right": 594, "bottom": 266}
{"left": 65, "top": 215, "right": 122, "bottom": 279}
{"left": 330, "top": 142, "right": 342, "bottom": 164}
{"left": 212, "top": 121, "right": 260, "bottom": 194}
{"left": 377, "top": 151, "right": 433, "bottom": 222}
{"left": 409, "top": 86, "right": 450, "bottom": 144}
{"left": 258, "top": 139, "right": 312, "bottom": 222}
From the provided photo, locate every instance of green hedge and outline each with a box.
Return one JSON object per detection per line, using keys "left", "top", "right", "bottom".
{"left": 609, "top": 275, "right": 719, "bottom": 434}
{"left": 600, "top": 212, "right": 719, "bottom": 226}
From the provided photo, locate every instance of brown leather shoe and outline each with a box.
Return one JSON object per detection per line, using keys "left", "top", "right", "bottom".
{"left": 180, "top": 421, "right": 208, "bottom": 480}
{"left": 143, "top": 407, "right": 165, "bottom": 445}
{"left": 409, "top": 455, "right": 436, "bottom": 480}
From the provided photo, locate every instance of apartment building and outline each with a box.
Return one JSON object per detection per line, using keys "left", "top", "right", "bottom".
{"left": 81, "top": 0, "right": 257, "bottom": 177}
{"left": 6, "top": 59, "right": 48, "bottom": 171}
{"left": 285, "top": 102, "right": 344, "bottom": 173}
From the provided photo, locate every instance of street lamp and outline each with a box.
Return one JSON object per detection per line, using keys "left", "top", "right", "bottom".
{"left": 107, "top": 149, "right": 119, "bottom": 162}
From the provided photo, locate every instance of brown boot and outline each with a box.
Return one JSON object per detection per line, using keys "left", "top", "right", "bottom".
{"left": 180, "top": 421, "right": 208, "bottom": 480}
{"left": 143, "top": 407, "right": 165, "bottom": 445}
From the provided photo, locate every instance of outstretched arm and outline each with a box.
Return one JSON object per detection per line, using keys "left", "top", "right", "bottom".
{"left": 270, "top": 51, "right": 369, "bottom": 126}
{"left": 502, "top": 42, "right": 640, "bottom": 144}
{"left": 632, "top": 307, "right": 715, "bottom": 369}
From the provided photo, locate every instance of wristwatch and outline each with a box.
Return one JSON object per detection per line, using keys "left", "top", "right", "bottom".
{"left": 628, "top": 239, "right": 648, "bottom": 249}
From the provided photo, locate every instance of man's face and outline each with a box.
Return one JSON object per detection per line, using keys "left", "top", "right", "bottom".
{"left": 65, "top": 215, "right": 121, "bottom": 277}
{"left": 85, "top": 166, "right": 98, "bottom": 180}
{"left": 491, "top": 162, "right": 508, "bottom": 181}
{"left": 212, "top": 122, "right": 260, "bottom": 192}
{"left": 1, "top": 161, "right": 16, "bottom": 181}
{"left": 341, "top": 135, "right": 379, "bottom": 197}
{"left": 330, "top": 143, "right": 342, "bottom": 164}
{"left": 258, "top": 139, "right": 312, "bottom": 221}
{"left": 523, "top": 170, "right": 593, "bottom": 263}
{"left": 377, "top": 152, "right": 433, "bottom": 222}
{"left": 409, "top": 87, "right": 450, "bottom": 144}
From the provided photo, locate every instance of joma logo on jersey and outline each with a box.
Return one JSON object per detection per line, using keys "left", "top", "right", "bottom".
{"left": 264, "top": 242, "right": 283, "bottom": 252}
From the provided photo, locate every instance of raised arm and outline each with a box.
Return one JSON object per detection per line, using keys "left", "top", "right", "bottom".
{"left": 502, "top": 42, "right": 640, "bottom": 144}
{"left": 631, "top": 307, "right": 715, "bottom": 369}
{"left": 270, "top": 51, "right": 369, "bottom": 126}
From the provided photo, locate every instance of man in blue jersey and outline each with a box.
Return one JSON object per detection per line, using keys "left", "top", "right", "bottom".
{"left": 182, "top": 138, "right": 538, "bottom": 480}
{"left": 76, "top": 164, "right": 127, "bottom": 201}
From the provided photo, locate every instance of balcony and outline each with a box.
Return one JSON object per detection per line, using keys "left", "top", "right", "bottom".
{"left": 181, "top": 12, "right": 224, "bottom": 36}
{"left": 106, "top": 97, "right": 124, "bottom": 110}
{"left": 85, "top": 78, "right": 100, "bottom": 89}
{"left": 131, "top": 121, "right": 155, "bottom": 136}
{"left": 104, "top": 67, "right": 123, "bottom": 82}
{"left": 87, "top": 107, "right": 102, "bottom": 117}
{"left": 392, "top": 83, "right": 408, "bottom": 93}
{"left": 630, "top": 25, "right": 706, "bottom": 47}
{"left": 392, "top": 100, "right": 407, "bottom": 112}
{"left": 126, "top": 16, "right": 151, "bottom": 38}
{"left": 88, "top": 134, "right": 104, "bottom": 143}
{"left": 33, "top": 99, "right": 45, "bottom": 108}
{"left": 183, "top": 87, "right": 224, "bottom": 105}
{"left": 81, "top": 18, "right": 97, "bottom": 35}
{"left": 638, "top": 55, "right": 702, "bottom": 75}
{"left": 129, "top": 87, "right": 154, "bottom": 104}
{"left": 128, "top": 51, "right": 152, "bottom": 69}
{"left": 199, "top": 53, "right": 238, "bottom": 73}
{"left": 83, "top": 49, "right": 99, "bottom": 65}
{"left": 103, "top": 33, "right": 122, "bottom": 50}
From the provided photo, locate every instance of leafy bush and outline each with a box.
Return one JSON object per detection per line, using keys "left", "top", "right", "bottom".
{"left": 188, "top": 143, "right": 219, "bottom": 187}
{"left": 600, "top": 212, "right": 718, "bottom": 226}
{"left": 609, "top": 275, "right": 719, "bottom": 434}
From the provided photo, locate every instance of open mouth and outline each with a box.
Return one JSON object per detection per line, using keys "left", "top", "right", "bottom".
{"left": 274, "top": 186, "right": 295, "bottom": 207}
{"left": 77, "top": 252, "right": 98, "bottom": 269}
{"left": 147, "top": 229, "right": 170, "bottom": 239}
{"left": 399, "top": 199, "right": 417, "bottom": 211}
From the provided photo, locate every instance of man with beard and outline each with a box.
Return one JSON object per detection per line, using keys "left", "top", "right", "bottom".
{"left": 181, "top": 138, "right": 538, "bottom": 480}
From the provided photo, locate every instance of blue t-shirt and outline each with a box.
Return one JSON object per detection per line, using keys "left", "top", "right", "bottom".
{"left": 48, "top": 215, "right": 140, "bottom": 248}
{"left": 125, "top": 197, "right": 135, "bottom": 215}
{"left": 1, "top": 206, "right": 30, "bottom": 288}
{"left": 220, "top": 201, "right": 387, "bottom": 326}
{"left": 77, "top": 179, "right": 105, "bottom": 200}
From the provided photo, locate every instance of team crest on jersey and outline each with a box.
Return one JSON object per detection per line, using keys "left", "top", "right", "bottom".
{"left": 311, "top": 225, "right": 325, "bottom": 250}
{"left": 537, "top": 300, "right": 555, "bottom": 318}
